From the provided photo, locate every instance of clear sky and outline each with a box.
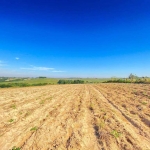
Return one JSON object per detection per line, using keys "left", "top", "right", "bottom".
{"left": 0, "top": 0, "right": 150, "bottom": 78}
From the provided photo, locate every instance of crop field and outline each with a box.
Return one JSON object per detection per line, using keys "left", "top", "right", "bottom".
{"left": 0, "top": 78, "right": 108, "bottom": 88}
{"left": 0, "top": 84, "right": 150, "bottom": 150}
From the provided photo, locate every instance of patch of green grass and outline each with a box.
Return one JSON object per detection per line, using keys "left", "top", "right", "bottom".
{"left": 40, "top": 100, "right": 45, "bottom": 104}
{"left": 11, "top": 104, "right": 16, "bottom": 109}
{"left": 98, "top": 121, "right": 105, "bottom": 128}
{"left": 101, "top": 109, "right": 105, "bottom": 112}
{"left": 11, "top": 146, "right": 20, "bottom": 150}
{"left": 83, "top": 78, "right": 109, "bottom": 83}
{"left": 141, "top": 102, "right": 147, "bottom": 105}
{"left": 30, "top": 126, "right": 38, "bottom": 131}
{"left": 111, "top": 130, "right": 121, "bottom": 138}
{"left": 8, "top": 119, "right": 14, "bottom": 122}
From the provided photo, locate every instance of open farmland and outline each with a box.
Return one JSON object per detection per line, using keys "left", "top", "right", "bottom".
{"left": 0, "top": 84, "right": 150, "bottom": 150}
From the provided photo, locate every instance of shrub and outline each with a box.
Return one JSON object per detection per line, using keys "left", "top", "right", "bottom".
{"left": 57, "top": 80, "right": 84, "bottom": 84}
{"left": 111, "top": 130, "right": 121, "bottom": 138}
{"left": 11, "top": 146, "right": 20, "bottom": 150}
{"left": 30, "top": 126, "right": 38, "bottom": 131}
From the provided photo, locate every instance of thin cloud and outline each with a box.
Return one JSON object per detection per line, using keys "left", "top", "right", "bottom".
{"left": 21, "top": 66, "right": 54, "bottom": 71}
{"left": 52, "top": 70, "right": 66, "bottom": 73}
{"left": 0, "top": 60, "right": 6, "bottom": 66}
{"left": 15, "top": 57, "right": 20, "bottom": 60}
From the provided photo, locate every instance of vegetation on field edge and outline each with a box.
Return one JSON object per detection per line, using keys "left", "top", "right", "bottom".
{"left": 57, "top": 80, "right": 84, "bottom": 84}
{"left": 0, "top": 83, "right": 49, "bottom": 88}
{"left": 104, "top": 74, "right": 150, "bottom": 84}
{"left": 0, "top": 74, "right": 150, "bottom": 88}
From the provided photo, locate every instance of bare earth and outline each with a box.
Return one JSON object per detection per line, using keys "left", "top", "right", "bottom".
{"left": 0, "top": 84, "right": 150, "bottom": 150}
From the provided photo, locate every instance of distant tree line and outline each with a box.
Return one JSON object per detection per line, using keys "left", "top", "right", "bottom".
{"left": 128, "top": 73, "right": 139, "bottom": 80}
{"left": 38, "top": 76, "right": 47, "bottom": 78}
{"left": 0, "top": 77, "right": 9, "bottom": 82}
{"left": 104, "top": 73, "right": 150, "bottom": 84}
{"left": 0, "top": 83, "right": 49, "bottom": 88}
{"left": 57, "top": 80, "right": 84, "bottom": 84}
{"left": 104, "top": 79, "right": 132, "bottom": 83}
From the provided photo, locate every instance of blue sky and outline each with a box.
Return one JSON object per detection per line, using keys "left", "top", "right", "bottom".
{"left": 0, "top": 0, "right": 150, "bottom": 77}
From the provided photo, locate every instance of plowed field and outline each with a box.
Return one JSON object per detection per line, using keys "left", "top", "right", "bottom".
{"left": 0, "top": 84, "right": 150, "bottom": 150}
